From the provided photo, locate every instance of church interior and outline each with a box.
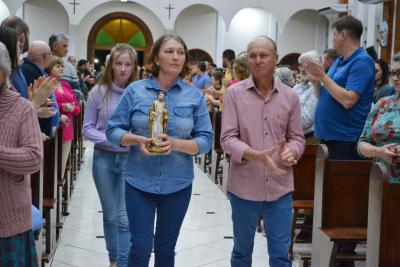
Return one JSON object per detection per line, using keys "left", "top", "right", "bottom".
{"left": 0, "top": 0, "right": 400, "bottom": 266}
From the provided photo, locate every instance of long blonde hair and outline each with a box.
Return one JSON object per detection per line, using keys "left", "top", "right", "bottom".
{"left": 98, "top": 43, "right": 137, "bottom": 100}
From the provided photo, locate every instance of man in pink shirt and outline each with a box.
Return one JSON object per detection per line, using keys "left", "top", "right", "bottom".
{"left": 221, "top": 36, "right": 305, "bottom": 267}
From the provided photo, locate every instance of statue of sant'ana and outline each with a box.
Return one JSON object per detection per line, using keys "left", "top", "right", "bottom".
{"left": 147, "top": 91, "right": 168, "bottom": 153}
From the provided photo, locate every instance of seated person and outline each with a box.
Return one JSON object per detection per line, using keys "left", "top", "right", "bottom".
{"left": 358, "top": 53, "right": 400, "bottom": 181}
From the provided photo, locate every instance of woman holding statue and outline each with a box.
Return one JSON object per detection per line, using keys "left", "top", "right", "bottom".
{"left": 106, "top": 34, "right": 213, "bottom": 267}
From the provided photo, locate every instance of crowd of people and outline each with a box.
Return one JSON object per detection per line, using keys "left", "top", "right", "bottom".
{"left": 0, "top": 12, "right": 399, "bottom": 267}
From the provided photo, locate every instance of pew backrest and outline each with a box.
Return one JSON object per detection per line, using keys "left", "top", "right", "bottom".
{"left": 293, "top": 145, "right": 318, "bottom": 201}
{"left": 317, "top": 144, "right": 372, "bottom": 228}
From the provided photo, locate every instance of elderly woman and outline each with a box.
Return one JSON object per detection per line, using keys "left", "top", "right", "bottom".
{"left": 0, "top": 42, "right": 43, "bottom": 266}
{"left": 107, "top": 34, "right": 213, "bottom": 267}
{"left": 358, "top": 53, "right": 400, "bottom": 181}
{"left": 45, "top": 56, "right": 80, "bottom": 178}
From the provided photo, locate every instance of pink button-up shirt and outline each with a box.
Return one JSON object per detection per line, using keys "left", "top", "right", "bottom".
{"left": 221, "top": 77, "right": 305, "bottom": 201}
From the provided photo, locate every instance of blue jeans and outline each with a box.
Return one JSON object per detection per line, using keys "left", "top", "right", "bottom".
{"left": 92, "top": 149, "right": 130, "bottom": 267}
{"left": 228, "top": 192, "right": 292, "bottom": 267}
{"left": 125, "top": 183, "right": 192, "bottom": 267}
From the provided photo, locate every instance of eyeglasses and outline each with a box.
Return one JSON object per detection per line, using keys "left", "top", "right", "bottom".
{"left": 389, "top": 69, "right": 400, "bottom": 79}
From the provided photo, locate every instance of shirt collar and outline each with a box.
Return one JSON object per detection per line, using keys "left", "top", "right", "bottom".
{"left": 338, "top": 47, "right": 363, "bottom": 65}
{"left": 245, "top": 76, "right": 280, "bottom": 93}
{"left": 146, "top": 75, "right": 185, "bottom": 92}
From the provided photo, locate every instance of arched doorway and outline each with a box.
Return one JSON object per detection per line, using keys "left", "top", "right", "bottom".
{"left": 87, "top": 12, "right": 153, "bottom": 69}
{"left": 188, "top": 49, "right": 214, "bottom": 65}
{"left": 279, "top": 52, "right": 300, "bottom": 70}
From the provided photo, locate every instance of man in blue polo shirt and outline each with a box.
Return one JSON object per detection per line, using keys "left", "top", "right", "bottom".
{"left": 302, "top": 15, "right": 374, "bottom": 267}
{"left": 302, "top": 15, "right": 374, "bottom": 160}
{"left": 192, "top": 61, "right": 211, "bottom": 92}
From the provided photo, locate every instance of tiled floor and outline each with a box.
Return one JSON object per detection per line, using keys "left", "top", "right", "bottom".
{"left": 50, "top": 142, "right": 307, "bottom": 267}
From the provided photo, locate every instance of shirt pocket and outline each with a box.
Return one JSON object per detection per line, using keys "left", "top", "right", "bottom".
{"left": 9, "top": 175, "right": 31, "bottom": 210}
{"left": 132, "top": 105, "right": 151, "bottom": 135}
{"left": 173, "top": 106, "right": 194, "bottom": 137}
{"left": 268, "top": 114, "right": 287, "bottom": 141}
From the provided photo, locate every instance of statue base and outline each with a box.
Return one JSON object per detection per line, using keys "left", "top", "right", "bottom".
{"left": 147, "top": 142, "right": 166, "bottom": 153}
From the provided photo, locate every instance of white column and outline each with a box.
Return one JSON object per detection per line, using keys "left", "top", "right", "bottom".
{"left": 215, "top": 13, "right": 225, "bottom": 67}
{"left": 68, "top": 24, "right": 78, "bottom": 58}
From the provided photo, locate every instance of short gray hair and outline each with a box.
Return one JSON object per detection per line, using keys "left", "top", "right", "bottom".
{"left": 0, "top": 42, "right": 11, "bottom": 92}
{"left": 49, "top": 32, "right": 69, "bottom": 50}
{"left": 275, "top": 66, "right": 295, "bottom": 87}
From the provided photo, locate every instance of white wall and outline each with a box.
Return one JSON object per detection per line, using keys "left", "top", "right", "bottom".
{"left": 0, "top": 0, "right": 10, "bottom": 22}
{"left": 277, "top": 9, "right": 318, "bottom": 58}
{"left": 23, "top": 0, "right": 68, "bottom": 44}
{"left": 174, "top": 5, "right": 218, "bottom": 62}
{"left": 225, "top": 8, "right": 277, "bottom": 58}
{"left": 215, "top": 14, "right": 226, "bottom": 67}
{"left": 75, "top": 1, "right": 165, "bottom": 60}
{"left": 315, "top": 15, "right": 330, "bottom": 54}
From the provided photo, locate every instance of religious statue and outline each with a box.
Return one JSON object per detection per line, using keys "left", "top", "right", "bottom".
{"left": 147, "top": 91, "right": 168, "bottom": 153}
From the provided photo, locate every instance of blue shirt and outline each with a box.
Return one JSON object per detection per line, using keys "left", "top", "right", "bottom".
{"left": 315, "top": 48, "right": 375, "bottom": 141}
{"left": 192, "top": 73, "right": 211, "bottom": 90}
{"left": 10, "top": 67, "right": 29, "bottom": 99}
{"left": 106, "top": 76, "right": 214, "bottom": 194}
{"left": 20, "top": 58, "right": 60, "bottom": 137}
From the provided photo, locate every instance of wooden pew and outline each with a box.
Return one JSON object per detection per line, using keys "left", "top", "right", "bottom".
{"left": 77, "top": 100, "right": 85, "bottom": 170}
{"left": 41, "top": 136, "right": 59, "bottom": 264}
{"left": 311, "top": 144, "right": 372, "bottom": 267}
{"left": 30, "top": 164, "right": 43, "bottom": 266}
{"left": 289, "top": 145, "right": 318, "bottom": 259}
{"left": 56, "top": 128, "right": 70, "bottom": 239}
{"left": 367, "top": 162, "right": 400, "bottom": 267}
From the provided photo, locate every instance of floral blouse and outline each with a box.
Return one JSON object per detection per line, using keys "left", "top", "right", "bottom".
{"left": 358, "top": 94, "right": 400, "bottom": 181}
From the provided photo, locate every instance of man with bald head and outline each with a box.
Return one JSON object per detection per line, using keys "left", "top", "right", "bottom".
{"left": 21, "top": 40, "right": 60, "bottom": 138}
{"left": 221, "top": 36, "right": 305, "bottom": 267}
{"left": 20, "top": 40, "right": 52, "bottom": 86}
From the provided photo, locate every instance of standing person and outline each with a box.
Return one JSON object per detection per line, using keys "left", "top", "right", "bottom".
{"left": 302, "top": 15, "right": 375, "bottom": 267}
{"left": 222, "top": 49, "right": 236, "bottom": 87}
{"left": 1, "top": 15, "right": 30, "bottom": 54}
{"left": 83, "top": 43, "right": 137, "bottom": 267}
{"left": 106, "top": 34, "right": 213, "bottom": 267}
{"left": 0, "top": 42, "right": 43, "bottom": 267}
{"left": 49, "top": 33, "right": 80, "bottom": 91}
{"left": 321, "top": 48, "right": 338, "bottom": 72}
{"left": 20, "top": 40, "right": 60, "bottom": 139}
{"left": 302, "top": 15, "right": 375, "bottom": 161}
{"left": 192, "top": 61, "right": 211, "bottom": 92}
{"left": 221, "top": 35, "right": 305, "bottom": 267}
{"left": 46, "top": 56, "right": 81, "bottom": 179}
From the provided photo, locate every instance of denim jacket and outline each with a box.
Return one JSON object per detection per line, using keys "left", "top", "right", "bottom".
{"left": 107, "top": 76, "right": 214, "bottom": 194}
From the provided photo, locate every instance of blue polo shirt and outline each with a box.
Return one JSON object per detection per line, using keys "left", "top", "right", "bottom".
{"left": 315, "top": 48, "right": 375, "bottom": 142}
{"left": 192, "top": 73, "right": 211, "bottom": 90}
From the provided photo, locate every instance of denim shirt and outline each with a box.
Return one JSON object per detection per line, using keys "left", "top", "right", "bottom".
{"left": 106, "top": 76, "right": 214, "bottom": 194}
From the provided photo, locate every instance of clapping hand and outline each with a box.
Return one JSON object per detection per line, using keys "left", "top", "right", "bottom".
{"left": 279, "top": 139, "right": 298, "bottom": 166}
{"left": 258, "top": 147, "right": 286, "bottom": 175}
{"left": 62, "top": 103, "right": 75, "bottom": 112}
{"left": 300, "top": 57, "right": 324, "bottom": 83}
{"left": 29, "top": 77, "right": 57, "bottom": 110}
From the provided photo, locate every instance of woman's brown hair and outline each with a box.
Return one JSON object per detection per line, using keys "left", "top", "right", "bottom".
{"left": 148, "top": 34, "right": 190, "bottom": 79}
